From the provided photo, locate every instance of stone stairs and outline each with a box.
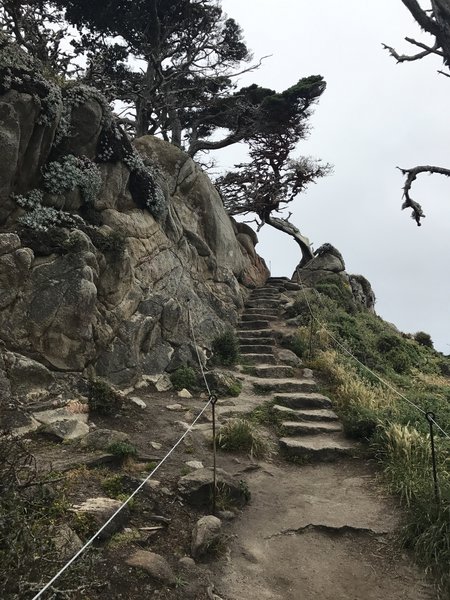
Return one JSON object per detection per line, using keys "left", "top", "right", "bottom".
{"left": 237, "top": 277, "right": 357, "bottom": 462}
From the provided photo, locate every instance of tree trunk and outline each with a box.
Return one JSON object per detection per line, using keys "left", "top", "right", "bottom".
{"left": 265, "top": 215, "right": 314, "bottom": 267}
{"left": 168, "top": 106, "right": 182, "bottom": 147}
{"left": 432, "top": 0, "right": 450, "bottom": 66}
{"left": 136, "top": 61, "right": 156, "bottom": 137}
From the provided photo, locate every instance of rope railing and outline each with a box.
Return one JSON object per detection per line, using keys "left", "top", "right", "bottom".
{"left": 293, "top": 272, "right": 449, "bottom": 501}
{"left": 32, "top": 306, "right": 219, "bottom": 599}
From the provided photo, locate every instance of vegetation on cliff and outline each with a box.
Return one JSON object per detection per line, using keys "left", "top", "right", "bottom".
{"left": 288, "top": 274, "right": 450, "bottom": 595}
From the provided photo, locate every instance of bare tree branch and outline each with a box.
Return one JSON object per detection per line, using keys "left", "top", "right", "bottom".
{"left": 382, "top": 39, "right": 443, "bottom": 62}
{"left": 398, "top": 164, "right": 450, "bottom": 225}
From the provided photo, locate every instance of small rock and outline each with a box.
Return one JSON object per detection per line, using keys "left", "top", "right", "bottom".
{"left": 142, "top": 480, "right": 160, "bottom": 495}
{"left": 40, "top": 419, "right": 89, "bottom": 441}
{"left": 179, "top": 556, "right": 196, "bottom": 568}
{"left": 302, "top": 368, "right": 314, "bottom": 379}
{"left": 33, "top": 407, "right": 88, "bottom": 425}
{"left": 176, "top": 421, "right": 190, "bottom": 430}
{"left": 134, "top": 379, "right": 147, "bottom": 389}
{"left": 185, "top": 460, "right": 204, "bottom": 470}
{"left": 125, "top": 550, "right": 176, "bottom": 585}
{"left": 204, "top": 371, "right": 241, "bottom": 397}
{"left": 80, "top": 428, "right": 129, "bottom": 450}
{"left": 72, "top": 497, "right": 130, "bottom": 541}
{"left": 150, "top": 441, "right": 162, "bottom": 450}
{"left": 160, "top": 487, "right": 172, "bottom": 496}
{"left": 129, "top": 396, "right": 147, "bottom": 408}
{"left": 277, "top": 348, "right": 302, "bottom": 367}
{"left": 155, "top": 374, "right": 173, "bottom": 392}
{"left": 166, "top": 403, "right": 184, "bottom": 411}
{"left": 217, "top": 399, "right": 236, "bottom": 407}
{"left": 178, "top": 388, "right": 192, "bottom": 399}
{"left": 52, "top": 524, "right": 83, "bottom": 559}
{"left": 191, "top": 515, "right": 222, "bottom": 559}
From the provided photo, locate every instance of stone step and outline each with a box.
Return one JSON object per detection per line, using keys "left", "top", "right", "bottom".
{"left": 246, "top": 301, "right": 279, "bottom": 309}
{"left": 238, "top": 320, "right": 270, "bottom": 330}
{"left": 241, "top": 313, "right": 278, "bottom": 322}
{"left": 281, "top": 421, "right": 343, "bottom": 436}
{"left": 249, "top": 293, "right": 280, "bottom": 300}
{"left": 240, "top": 344, "right": 274, "bottom": 354}
{"left": 238, "top": 336, "right": 274, "bottom": 345}
{"left": 238, "top": 329, "right": 274, "bottom": 340}
{"left": 252, "top": 365, "right": 294, "bottom": 378}
{"left": 279, "top": 434, "right": 357, "bottom": 461}
{"left": 267, "top": 277, "right": 290, "bottom": 282}
{"left": 250, "top": 288, "right": 280, "bottom": 295}
{"left": 241, "top": 354, "right": 277, "bottom": 366}
{"left": 272, "top": 405, "right": 339, "bottom": 422}
{"left": 283, "top": 282, "right": 303, "bottom": 291}
{"left": 251, "top": 378, "right": 317, "bottom": 394}
{"left": 274, "top": 393, "right": 331, "bottom": 409}
{"left": 244, "top": 307, "right": 279, "bottom": 316}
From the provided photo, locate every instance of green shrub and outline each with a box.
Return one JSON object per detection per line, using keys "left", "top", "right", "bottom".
{"left": 228, "top": 381, "right": 242, "bottom": 397}
{"left": 107, "top": 441, "right": 138, "bottom": 459}
{"left": 414, "top": 331, "right": 434, "bottom": 348}
{"left": 87, "top": 379, "right": 123, "bottom": 415}
{"left": 170, "top": 366, "right": 198, "bottom": 391}
{"left": 212, "top": 329, "right": 240, "bottom": 366}
{"left": 340, "top": 403, "right": 380, "bottom": 440}
{"left": 101, "top": 474, "right": 127, "bottom": 498}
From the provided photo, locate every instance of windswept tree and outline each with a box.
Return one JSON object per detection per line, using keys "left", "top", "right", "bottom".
{"left": 384, "top": 0, "right": 450, "bottom": 225}
{"left": 52, "top": 0, "right": 271, "bottom": 153}
{"left": 217, "top": 76, "right": 331, "bottom": 266}
{"left": 0, "top": 0, "right": 75, "bottom": 76}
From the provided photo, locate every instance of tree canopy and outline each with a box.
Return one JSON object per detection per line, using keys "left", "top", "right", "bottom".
{"left": 217, "top": 76, "right": 330, "bottom": 265}
{"left": 384, "top": 0, "right": 450, "bottom": 225}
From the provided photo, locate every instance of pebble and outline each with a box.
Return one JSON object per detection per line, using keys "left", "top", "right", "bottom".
{"left": 166, "top": 403, "right": 184, "bottom": 411}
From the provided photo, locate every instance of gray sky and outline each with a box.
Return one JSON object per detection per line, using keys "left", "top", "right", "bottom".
{"left": 219, "top": 0, "right": 450, "bottom": 354}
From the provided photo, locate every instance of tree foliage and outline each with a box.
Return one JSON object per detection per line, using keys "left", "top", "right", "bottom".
{"left": 384, "top": 1, "right": 450, "bottom": 225}
{"left": 52, "top": 0, "right": 264, "bottom": 152}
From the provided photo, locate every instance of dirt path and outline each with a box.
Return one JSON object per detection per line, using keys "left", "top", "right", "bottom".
{"left": 212, "top": 458, "right": 435, "bottom": 600}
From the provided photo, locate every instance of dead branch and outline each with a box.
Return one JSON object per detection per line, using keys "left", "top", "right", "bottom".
{"left": 398, "top": 164, "right": 450, "bottom": 225}
{"left": 382, "top": 39, "right": 442, "bottom": 62}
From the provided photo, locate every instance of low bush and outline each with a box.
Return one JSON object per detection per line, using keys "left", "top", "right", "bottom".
{"left": 414, "top": 331, "right": 434, "bottom": 348}
{"left": 211, "top": 329, "right": 240, "bottom": 366}
{"left": 107, "top": 441, "right": 138, "bottom": 459}
{"left": 88, "top": 379, "right": 123, "bottom": 415}
{"left": 170, "top": 366, "right": 198, "bottom": 391}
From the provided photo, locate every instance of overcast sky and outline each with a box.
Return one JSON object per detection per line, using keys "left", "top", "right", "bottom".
{"left": 218, "top": 0, "right": 450, "bottom": 354}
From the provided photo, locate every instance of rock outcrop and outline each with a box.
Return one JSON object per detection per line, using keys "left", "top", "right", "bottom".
{"left": 0, "top": 40, "right": 269, "bottom": 417}
{"left": 292, "top": 244, "right": 376, "bottom": 311}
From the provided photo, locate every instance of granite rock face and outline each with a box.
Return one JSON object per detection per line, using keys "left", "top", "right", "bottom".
{"left": 292, "top": 244, "right": 376, "bottom": 312}
{"left": 0, "top": 50, "right": 269, "bottom": 406}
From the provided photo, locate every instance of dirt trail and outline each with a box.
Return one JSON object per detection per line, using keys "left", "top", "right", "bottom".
{"left": 212, "top": 458, "right": 435, "bottom": 600}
